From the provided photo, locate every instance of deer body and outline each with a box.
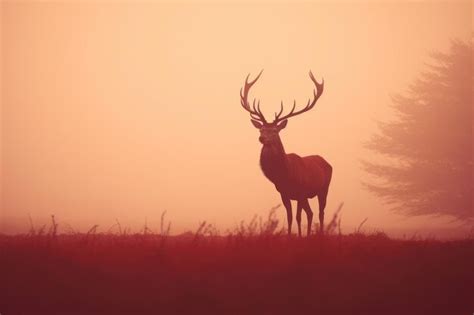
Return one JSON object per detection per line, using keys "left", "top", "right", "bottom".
{"left": 240, "top": 70, "right": 332, "bottom": 236}
{"left": 261, "top": 149, "right": 331, "bottom": 200}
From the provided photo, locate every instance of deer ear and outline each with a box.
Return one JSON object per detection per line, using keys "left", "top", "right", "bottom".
{"left": 250, "top": 119, "right": 263, "bottom": 129}
{"left": 277, "top": 119, "right": 288, "bottom": 130}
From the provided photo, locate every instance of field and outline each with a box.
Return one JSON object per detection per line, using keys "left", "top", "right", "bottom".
{"left": 1, "top": 212, "right": 473, "bottom": 315}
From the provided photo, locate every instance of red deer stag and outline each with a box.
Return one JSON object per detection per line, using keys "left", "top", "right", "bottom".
{"left": 240, "top": 70, "right": 332, "bottom": 236}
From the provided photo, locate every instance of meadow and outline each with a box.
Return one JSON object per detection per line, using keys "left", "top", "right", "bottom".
{"left": 1, "top": 208, "right": 472, "bottom": 315}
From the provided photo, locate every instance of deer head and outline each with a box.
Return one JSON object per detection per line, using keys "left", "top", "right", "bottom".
{"left": 240, "top": 70, "right": 324, "bottom": 145}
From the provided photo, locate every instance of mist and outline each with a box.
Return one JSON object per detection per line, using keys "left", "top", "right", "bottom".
{"left": 1, "top": 1, "right": 472, "bottom": 237}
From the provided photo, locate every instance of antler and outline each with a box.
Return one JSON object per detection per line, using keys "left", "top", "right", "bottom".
{"left": 273, "top": 71, "right": 324, "bottom": 123}
{"left": 240, "top": 70, "right": 267, "bottom": 124}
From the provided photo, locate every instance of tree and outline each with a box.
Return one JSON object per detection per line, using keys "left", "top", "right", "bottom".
{"left": 362, "top": 39, "right": 473, "bottom": 220}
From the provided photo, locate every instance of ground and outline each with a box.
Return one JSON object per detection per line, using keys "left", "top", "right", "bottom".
{"left": 1, "top": 223, "right": 472, "bottom": 315}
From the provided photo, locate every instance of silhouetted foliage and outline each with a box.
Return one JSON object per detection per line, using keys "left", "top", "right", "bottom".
{"left": 1, "top": 228, "right": 472, "bottom": 314}
{"left": 363, "top": 39, "right": 473, "bottom": 220}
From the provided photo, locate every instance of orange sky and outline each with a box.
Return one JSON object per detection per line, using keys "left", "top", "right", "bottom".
{"left": 1, "top": 1, "right": 472, "bottom": 236}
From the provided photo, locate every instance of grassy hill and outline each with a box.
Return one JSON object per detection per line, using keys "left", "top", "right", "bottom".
{"left": 1, "top": 219, "right": 472, "bottom": 314}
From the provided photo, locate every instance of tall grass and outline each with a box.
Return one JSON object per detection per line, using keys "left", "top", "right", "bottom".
{"left": 1, "top": 205, "right": 472, "bottom": 314}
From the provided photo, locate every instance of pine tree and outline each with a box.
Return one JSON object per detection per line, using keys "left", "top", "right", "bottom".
{"left": 362, "top": 40, "right": 473, "bottom": 220}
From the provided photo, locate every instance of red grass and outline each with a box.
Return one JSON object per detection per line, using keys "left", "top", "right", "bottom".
{"left": 0, "top": 217, "right": 473, "bottom": 315}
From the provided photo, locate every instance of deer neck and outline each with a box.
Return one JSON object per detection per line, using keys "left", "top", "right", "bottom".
{"left": 260, "top": 137, "right": 288, "bottom": 185}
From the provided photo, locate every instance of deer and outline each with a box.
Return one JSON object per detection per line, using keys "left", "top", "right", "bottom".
{"left": 239, "top": 70, "right": 332, "bottom": 236}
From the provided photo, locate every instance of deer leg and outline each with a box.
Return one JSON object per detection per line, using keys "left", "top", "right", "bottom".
{"left": 301, "top": 199, "right": 313, "bottom": 236}
{"left": 296, "top": 201, "right": 303, "bottom": 237}
{"left": 317, "top": 193, "right": 327, "bottom": 234}
{"left": 281, "top": 195, "right": 292, "bottom": 235}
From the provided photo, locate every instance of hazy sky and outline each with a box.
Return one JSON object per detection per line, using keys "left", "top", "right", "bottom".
{"left": 1, "top": 1, "right": 472, "bottom": 236}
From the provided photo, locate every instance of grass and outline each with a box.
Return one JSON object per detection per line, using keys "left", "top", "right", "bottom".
{"left": 0, "top": 207, "right": 473, "bottom": 315}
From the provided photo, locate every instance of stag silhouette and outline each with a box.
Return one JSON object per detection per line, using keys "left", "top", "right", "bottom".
{"left": 240, "top": 70, "right": 332, "bottom": 236}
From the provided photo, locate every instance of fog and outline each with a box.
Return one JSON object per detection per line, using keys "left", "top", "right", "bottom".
{"left": 1, "top": 1, "right": 471, "bottom": 236}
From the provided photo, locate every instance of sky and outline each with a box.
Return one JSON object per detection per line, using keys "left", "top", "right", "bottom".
{"left": 1, "top": 1, "right": 472, "bottom": 237}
